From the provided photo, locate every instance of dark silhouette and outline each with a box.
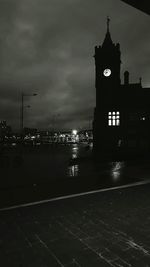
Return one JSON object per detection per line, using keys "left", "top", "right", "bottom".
{"left": 121, "top": 0, "right": 150, "bottom": 15}
{"left": 93, "top": 18, "right": 150, "bottom": 159}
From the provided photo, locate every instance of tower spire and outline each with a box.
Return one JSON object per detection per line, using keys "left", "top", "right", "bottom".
{"left": 102, "top": 16, "right": 113, "bottom": 47}
{"left": 107, "top": 16, "right": 110, "bottom": 32}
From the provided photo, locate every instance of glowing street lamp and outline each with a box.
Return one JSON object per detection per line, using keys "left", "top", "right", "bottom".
{"left": 72, "top": 129, "right": 78, "bottom": 143}
{"left": 72, "top": 129, "right": 77, "bottom": 136}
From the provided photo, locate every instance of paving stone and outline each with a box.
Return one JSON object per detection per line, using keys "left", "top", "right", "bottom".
{"left": 1, "top": 183, "right": 150, "bottom": 266}
{"left": 31, "top": 241, "right": 63, "bottom": 267}
{"left": 74, "top": 248, "right": 111, "bottom": 267}
{"left": 44, "top": 237, "right": 86, "bottom": 265}
{"left": 112, "top": 258, "right": 132, "bottom": 266}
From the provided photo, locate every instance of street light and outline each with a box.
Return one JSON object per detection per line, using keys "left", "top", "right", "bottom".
{"left": 72, "top": 129, "right": 77, "bottom": 136}
{"left": 21, "top": 93, "right": 37, "bottom": 136}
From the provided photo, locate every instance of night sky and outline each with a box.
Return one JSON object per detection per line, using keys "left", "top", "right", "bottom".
{"left": 0, "top": 0, "right": 149, "bottom": 131}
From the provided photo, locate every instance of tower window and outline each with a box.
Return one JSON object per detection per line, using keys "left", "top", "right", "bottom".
{"left": 108, "top": 111, "right": 120, "bottom": 126}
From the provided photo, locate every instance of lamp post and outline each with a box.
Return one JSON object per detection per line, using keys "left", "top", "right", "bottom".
{"left": 21, "top": 93, "right": 37, "bottom": 137}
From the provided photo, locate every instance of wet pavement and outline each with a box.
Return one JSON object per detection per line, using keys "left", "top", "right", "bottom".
{"left": 1, "top": 144, "right": 150, "bottom": 208}
{"left": 1, "top": 144, "right": 150, "bottom": 266}
{"left": 1, "top": 182, "right": 150, "bottom": 266}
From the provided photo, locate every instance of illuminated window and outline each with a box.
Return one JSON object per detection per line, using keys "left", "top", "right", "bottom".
{"left": 108, "top": 111, "right": 120, "bottom": 126}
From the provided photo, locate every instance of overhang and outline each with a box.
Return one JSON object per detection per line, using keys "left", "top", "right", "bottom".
{"left": 120, "top": 0, "right": 150, "bottom": 15}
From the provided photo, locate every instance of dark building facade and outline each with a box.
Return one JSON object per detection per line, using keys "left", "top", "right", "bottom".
{"left": 93, "top": 19, "right": 150, "bottom": 158}
{"left": 121, "top": 0, "right": 150, "bottom": 15}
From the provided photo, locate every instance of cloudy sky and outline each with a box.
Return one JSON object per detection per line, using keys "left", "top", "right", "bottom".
{"left": 0, "top": 0, "right": 149, "bottom": 131}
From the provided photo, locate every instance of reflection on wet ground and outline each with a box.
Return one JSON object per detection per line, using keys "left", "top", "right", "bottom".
{"left": 71, "top": 145, "right": 79, "bottom": 159}
{"left": 67, "top": 144, "right": 126, "bottom": 182}
{"left": 68, "top": 164, "right": 79, "bottom": 177}
{"left": 0, "top": 143, "right": 149, "bottom": 184}
{"left": 68, "top": 144, "right": 79, "bottom": 176}
{"left": 66, "top": 144, "right": 150, "bottom": 188}
{"left": 110, "top": 161, "right": 125, "bottom": 182}
{"left": 0, "top": 143, "right": 150, "bottom": 208}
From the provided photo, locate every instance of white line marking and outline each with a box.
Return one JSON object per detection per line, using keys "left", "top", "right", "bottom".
{"left": 0, "top": 179, "right": 150, "bottom": 212}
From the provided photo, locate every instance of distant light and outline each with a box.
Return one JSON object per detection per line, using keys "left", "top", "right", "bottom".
{"left": 12, "top": 143, "right": 16, "bottom": 146}
{"left": 72, "top": 129, "right": 77, "bottom": 135}
{"left": 140, "top": 117, "right": 145, "bottom": 121}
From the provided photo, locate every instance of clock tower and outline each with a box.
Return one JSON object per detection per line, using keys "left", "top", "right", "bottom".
{"left": 93, "top": 18, "right": 122, "bottom": 155}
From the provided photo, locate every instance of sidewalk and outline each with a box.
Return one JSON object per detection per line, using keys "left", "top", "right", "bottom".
{"left": 1, "top": 182, "right": 150, "bottom": 266}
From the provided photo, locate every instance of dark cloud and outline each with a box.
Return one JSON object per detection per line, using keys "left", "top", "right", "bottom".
{"left": 0, "top": 0, "right": 149, "bottom": 131}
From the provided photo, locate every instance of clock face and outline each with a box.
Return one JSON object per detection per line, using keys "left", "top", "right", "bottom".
{"left": 103, "top": 68, "right": 111, "bottom": 77}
